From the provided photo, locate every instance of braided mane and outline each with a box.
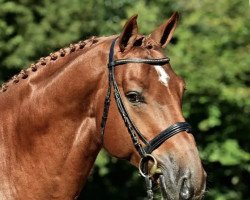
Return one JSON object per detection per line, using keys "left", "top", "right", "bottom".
{"left": 0, "top": 36, "right": 99, "bottom": 93}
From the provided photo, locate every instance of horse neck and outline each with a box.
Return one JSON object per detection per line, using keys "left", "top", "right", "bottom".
{"left": 0, "top": 37, "right": 110, "bottom": 199}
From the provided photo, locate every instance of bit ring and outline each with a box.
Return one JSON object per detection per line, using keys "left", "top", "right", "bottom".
{"left": 139, "top": 154, "right": 160, "bottom": 178}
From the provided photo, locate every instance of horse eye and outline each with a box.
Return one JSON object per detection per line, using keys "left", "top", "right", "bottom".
{"left": 126, "top": 91, "right": 144, "bottom": 104}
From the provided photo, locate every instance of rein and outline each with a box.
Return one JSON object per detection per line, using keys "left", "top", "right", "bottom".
{"left": 100, "top": 38, "right": 192, "bottom": 199}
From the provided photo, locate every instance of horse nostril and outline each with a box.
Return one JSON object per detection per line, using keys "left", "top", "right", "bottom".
{"left": 180, "top": 177, "right": 194, "bottom": 200}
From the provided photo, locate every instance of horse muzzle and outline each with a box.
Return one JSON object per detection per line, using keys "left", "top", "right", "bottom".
{"left": 139, "top": 154, "right": 206, "bottom": 200}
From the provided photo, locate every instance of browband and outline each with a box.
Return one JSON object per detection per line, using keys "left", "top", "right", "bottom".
{"left": 108, "top": 58, "right": 170, "bottom": 68}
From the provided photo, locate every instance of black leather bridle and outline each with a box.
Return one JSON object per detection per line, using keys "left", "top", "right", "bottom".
{"left": 100, "top": 38, "right": 192, "bottom": 199}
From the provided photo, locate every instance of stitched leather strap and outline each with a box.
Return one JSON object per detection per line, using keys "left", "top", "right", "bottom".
{"left": 109, "top": 58, "right": 170, "bottom": 68}
{"left": 144, "top": 122, "right": 192, "bottom": 154}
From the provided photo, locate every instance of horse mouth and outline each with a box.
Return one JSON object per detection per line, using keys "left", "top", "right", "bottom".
{"left": 146, "top": 174, "right": 170, "bottom": 199}
{"left": 152, "top": 175, "right": 205, "bottom": 200}
{"left": 158, "top": 175, "right": 168, "bottom": 200}
{"left": 157, "top": 174, "right": 172, "bottom": 200}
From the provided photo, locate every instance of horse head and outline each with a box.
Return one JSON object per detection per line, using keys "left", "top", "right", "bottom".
{"left": 102, "top": 13, "right": 206, "bottom": 200}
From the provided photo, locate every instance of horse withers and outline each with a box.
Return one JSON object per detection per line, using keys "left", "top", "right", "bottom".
{"left": 0, "top": 12, "right": 206, "bottom": 199}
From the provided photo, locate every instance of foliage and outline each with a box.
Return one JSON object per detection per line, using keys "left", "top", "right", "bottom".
{"left": 0, "top": 0, "right": 249, "bottom": 199}
{"left": 170, "top": 1, "right": 250, "bottom": 199}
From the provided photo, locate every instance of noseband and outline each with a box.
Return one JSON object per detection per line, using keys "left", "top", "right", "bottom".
{"left": 100, "top": 38, "right": 192, "bottom": 199}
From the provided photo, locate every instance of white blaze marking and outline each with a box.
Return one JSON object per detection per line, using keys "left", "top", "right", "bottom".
{"left": 154, "top": 65, "right": 170, "bottom": 86}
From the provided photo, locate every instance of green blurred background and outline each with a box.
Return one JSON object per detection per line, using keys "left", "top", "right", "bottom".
{"left": 0, "top": 0, "right": 249, "bottom": 199}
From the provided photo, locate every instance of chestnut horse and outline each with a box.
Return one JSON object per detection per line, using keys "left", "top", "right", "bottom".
{"left": 0, "top": 13, "right": 206, "bottom": 199}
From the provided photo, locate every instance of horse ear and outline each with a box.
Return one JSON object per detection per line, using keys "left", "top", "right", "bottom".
{"left": 149, "top": 12, "right": 179, "bottom": 48}
{"left": 118, "top": 14, "right": 138, "bottom": 52}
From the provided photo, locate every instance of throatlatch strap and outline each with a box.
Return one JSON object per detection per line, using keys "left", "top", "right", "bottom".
{"left": 100, "top": 38, "right": 117, "bottom": 142}
{"left": 100, "top": 69, "right": 112, "bottom": 142}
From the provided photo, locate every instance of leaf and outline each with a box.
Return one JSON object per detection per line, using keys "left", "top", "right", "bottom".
{"left": 202, "top": 139, "right": 250, "bottom": 166}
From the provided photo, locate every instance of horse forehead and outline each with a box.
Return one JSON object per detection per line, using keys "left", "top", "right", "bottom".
{"left": 153, "top": 65, "right": 170, "bottom": 87}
